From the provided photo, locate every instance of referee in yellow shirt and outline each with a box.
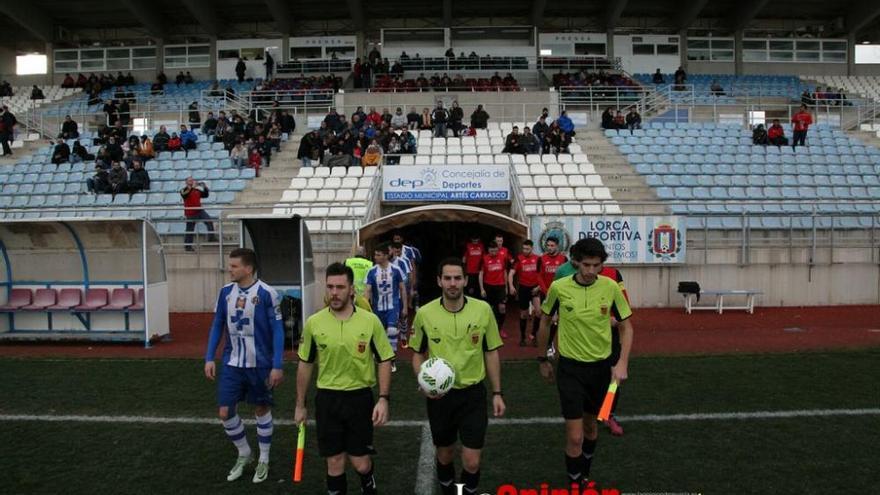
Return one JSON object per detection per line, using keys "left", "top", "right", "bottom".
{"left": 295, "top": 263, "right": 395, "bottom": 495}
{"left": 536, "top": 238, "right": 633, "bottom": 487}
{"left": 410, "top": 257, "right": 505, "bottom": 495}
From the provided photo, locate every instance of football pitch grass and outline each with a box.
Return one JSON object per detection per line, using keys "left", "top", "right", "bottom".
{"left": 1, "top": 349, "right": 878, "bottom": 494}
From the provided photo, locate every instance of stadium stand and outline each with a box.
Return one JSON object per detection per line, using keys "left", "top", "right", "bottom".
{"left": 609, "top": 121, "right": 880, "bottom": 229}
{"left": 634, "top": 74, "right": 812, "bottom": 104}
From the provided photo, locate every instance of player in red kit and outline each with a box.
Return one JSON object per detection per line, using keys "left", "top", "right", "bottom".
{"left": 537, "top": 237, "right": 568, "bottom": 349}
{"left": 479, "top": 243, "right": 510, "bottom": 336}
{"left": 508, "top": 240, "right": 542, "bottom": 346}
{"left": 462, "top": 235, "right": 485, "bottom": 298}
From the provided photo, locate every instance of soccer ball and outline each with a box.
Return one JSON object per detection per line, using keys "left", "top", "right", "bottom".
{"left": 417, "top": 357, "right": 455, "bottom": 397}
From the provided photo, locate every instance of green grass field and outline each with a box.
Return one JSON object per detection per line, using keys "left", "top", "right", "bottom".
{"left": 1, "top": 349, "right": 878, "bottom": 494}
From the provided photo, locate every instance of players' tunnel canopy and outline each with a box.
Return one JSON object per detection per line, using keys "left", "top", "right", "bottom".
{"left": 360, "top": 205, "right": 528, "bottom": 300}
{"left": 358, "top": 204, "right": 528, "bottom": 243}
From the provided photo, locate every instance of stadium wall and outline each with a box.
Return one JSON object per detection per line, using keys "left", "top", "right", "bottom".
{"left": 160, "top": 244, "right": 879, "bottom": 312}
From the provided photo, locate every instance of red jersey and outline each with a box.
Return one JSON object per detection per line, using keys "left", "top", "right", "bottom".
{"left": 791, "top": 111, "right": 813, "bottom": 132}
{"left": 497, "top": 246, "right": 511, "bottom": 264}
{"left": 513, "top": 253, "right": 540, "bottom": 287}
{"left": 768, "top": 125, "right": 785, "bottom": 139}
{"left": 539, "top": 252, "right": 568, "bottom": 294}
{"left": 181, "top": 186, "right": 208, "bottom": 218}
{"left": 599, "top": 266, "right": 629, "bottom": 303}
{"left": 463, "top": 241, "right": 485, "bottom": 274}
{"left": 481, "top": 253, "right": 507, "bottom": 286}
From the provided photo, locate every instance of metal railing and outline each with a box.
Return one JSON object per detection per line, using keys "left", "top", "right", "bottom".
{"left": 277, "top": 58, "right": 354, "bottom": 74}
{"left": 558, "top": 86, "right": 654, "bottom": 111}
{"left": 331, "top": 103, "right": 554, "bottom": 127}
{"left": 389, "top": 56, "right": 621, "bottom": 72}
{"left": 242, "top": 89, "right": 336, "bottom": 113}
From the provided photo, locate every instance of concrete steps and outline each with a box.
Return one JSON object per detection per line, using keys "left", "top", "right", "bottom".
{"left": 577, "top": 130, "right": 668, "bottom": 216}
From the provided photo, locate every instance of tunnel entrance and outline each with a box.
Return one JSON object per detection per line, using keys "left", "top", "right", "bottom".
{"left": 358, "top": 205, "right": 528, "bottom": 302}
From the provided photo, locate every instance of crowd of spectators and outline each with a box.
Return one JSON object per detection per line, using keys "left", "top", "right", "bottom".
{"left": 551, "top": 70, "right": 637, "bottom": 89}
{"left": 502, "top": 109, "right": 575, "bottom": 155}
{"left": 372, "top": 72, "right": 520, "bottom": 92}
{"left": 600, "top": 107, "right": 642, "bottom": 133}
{"left": 801, "top": 87, "right": 851, "bottom": 106}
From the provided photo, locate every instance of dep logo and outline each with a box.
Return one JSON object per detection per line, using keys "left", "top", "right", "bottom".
{"left": 388, "top": 167, "right": 438, "bottom": 189}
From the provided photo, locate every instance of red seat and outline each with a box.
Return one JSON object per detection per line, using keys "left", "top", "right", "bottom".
{"left": 103, "top": 288, "right": 135, "bottom": 310}
{"left": 129, "top": 288, "right": 145, "bottom": 311}
{"left": 0, "top": 288, "right": 32, "bottom": 311}
{"left": 48, "top": 288, "right": 83, "bottom": 310}
{"left": 21, "top": 288, "right": 57, "bottom": 310}
{"left": 74, "top": 288, "right": 109, "bottom": 311}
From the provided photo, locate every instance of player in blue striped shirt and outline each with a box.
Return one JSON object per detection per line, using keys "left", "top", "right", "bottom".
{"left": 365, "top": 242, "right": 408, "bottom": 372}
{"left": 204, "top": 248, "right": 285, "bottom": 484}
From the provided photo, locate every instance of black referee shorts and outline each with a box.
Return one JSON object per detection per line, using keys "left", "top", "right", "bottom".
{"left": 427, "top": 383, "right": 488, "bottom": 449}
{"left": 556, "top": 356, "right": 612, "bottom": 420}
{"left": 315, "top": 387, "right": 376, "bottom": 457}
{"left": 484, "top": 284, "right": 507, "bottom": 308}
{"left": 517, "top": 285, "right": 538, "bottom": 310}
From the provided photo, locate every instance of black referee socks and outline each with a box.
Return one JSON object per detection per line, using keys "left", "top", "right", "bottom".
{"left": 565, "top": 454, "right": 584, "bottom": 484}
{"left": 327, "top": 473, "right": 347, "bottom": 495}
{"left": 582, "top": 438, "right": 597, "bottom": 478}
{"left": 358, "top": 465, "right": 377, "bottom": 495}
{"left": 461, "top": 468, "right": 481, "bottom": 493}
{"left": 437, "top": 460, "right": 456, "bottom": 495}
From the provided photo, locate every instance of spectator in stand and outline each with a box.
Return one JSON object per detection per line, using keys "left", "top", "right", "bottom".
{"left": 556, "top": 110, "right": 575, "bottom": 137}
{"left": 30, "top": 85, "right": 45, "bottom": 100}
{"left": 752, "top": 124, "right": 769, "bottom": 146}
{"left": 181, "top": 177, "right": 216, "bottom": 251}
{"left": 188, "top": 101, "right": 201, "bottom": 130}
{"left": 231, "top": 141, "right": 248, "bottom": 169}
{"left": 95, "top": 146, "right": 111, "bottom": 169}
{"left": 108, "top": 161, "right": 128, "bottom": 196}
{"left": 366, "top": 107, "right": 383, "bottom": 127}
{"left": 202, "top": 111, "right": 218, "bottom": 136}
{"left": 416, "top": 73, "right": 429, "bottom": 90}
{"left": 324, "top": 108, "right": 342, "bottom": 133}
{"left": 62, "top": 74, "right": 75, "bottom": 88}
{"left": 399, "top": 130, "right": 416, "bottom": 154}
{"left": 0, "top": 106, "right": 15, "bottom": 156}
{"left": 86, "top": 165, "right": 111, "bottom": 194}
{"left": 470, "top": 104, "right": 490, "bottom": 130}
{"left": 268, "top": 124, "right": 282, "bottom": 151}
{"left": 490, "top": 72, "right": 502, "bottom": 86}
{"left": 544, "top": 124, "right": 571, "bottom": 154}
{"left": 710, "top": 80, "right": 725, "bottom": 96}
{"left": 625, "top": 107, "right": 642, "bottom": 133}
{"left": 419, "top": 108, "right": 432, "bottom": 131}
{"left": 380, "top": 108, "right": 393, "bottom": 126}
{"left": 179, "top": 125, "right": 198, "bottom": 151}
{"left": 791, "top": 104, "right": 813, "bottom": 150}
{"left": 128, "top": 159, "right": 150, "bottom": 193}
{"left": 386, "top": 136, "right": 402, "bottom": 165}
{"left": 362, "top": 139, "right": 383, "bottom": 167}
{"left": 264, "top": 51, "right": 274, "bottom": 80}
{"left": 406, "top": 107, "right": 421, "bottom": 130}
{"left": 255, "top": 135, "right": 272, "bottom": 167}
{"left": 51, "top": 138, "right": 71, "bottom": 165}
{"left": 391, "top": 107, "right": 407, "bottom": 130}
{"left": 119, "top": 99, "right": 131, "bottom": 127}
{"left": 235, "top": 58, "right": 246, "bottom": 83}
{"left": 248, "top": 146, "right": 262, "bottom": 170}
{"left": 801, "top": 90, "right": 815, "bottom": 106}
{"left": 449, "top": 101, "right": 464, "bottom": 137}
{"left": 431, "top": 102, "right": 449, "bottom": 138}
{"left": 167, "top": 133, "right": 182, "bottom": 152}
{"left": 652, "top": 69, "right": 665, "bottom": 84}
{"left": 600, "top": 107, "right": 615, "bottom": 131}
{"left": 103, "top": 99, "right": 119, "bottom": 126}
{"left": 768, "top": 119, "right": 788, "bottom": 147}
{"left": 106, "top": 136, "right": 124, "bottom": 162}
{"left": 673, "top": 66, "right": 687, "bottom": 91}
{"left": 138, "top": 135, "right": 154, "bottom": 162}
{"left": 110, "top": 120, "right": 127, "bottom": 142}
{"left": 175, "top": 72, "right": 186, "bottom": 85}
{"left": 533, "top": 115, "right": 549, "bottom": 143}
{"left": 612, "top": 110, "right": 626, "bottom": 130}
{"left": 153, "top": 125, "right": 170, "bottom": 152}
{"left": 70, "top": 140, "right": 93, "bottom": 163}
{"left": 503, "top": 126, "right": 524, "bottom": 154}
{"left": 297, "top": 130, "right": 323, "bottom": 167}
{"left": 0, "top": 81, "right": 12, "bottom": 97}
{"left": 522, "top": 127, "right": 541, "bottom": 154}
{"left": 60, "top": 115, "right": 79, "bottom": 139}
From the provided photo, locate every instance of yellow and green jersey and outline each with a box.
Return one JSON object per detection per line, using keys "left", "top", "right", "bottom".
{"left": 410, "top": 296, "right": 503, "bottom": 389}
{"left": 541, "top": 275, "right": 632, "bottom": 362}
{"left": 298, "top": 307, "right": 394, "bottom": 390}
{"left": 346, "top": 256, "right": 374, "bottom": 297}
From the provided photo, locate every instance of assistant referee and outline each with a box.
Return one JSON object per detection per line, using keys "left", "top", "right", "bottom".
{"left": 410, "top": 257, "right": 506, "bottom": 495}
{"left": 295, "top": 262, "right": 395, "bottom": 495}
{"left": 536, "top": 238, "right": 634, "bottom": 487}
